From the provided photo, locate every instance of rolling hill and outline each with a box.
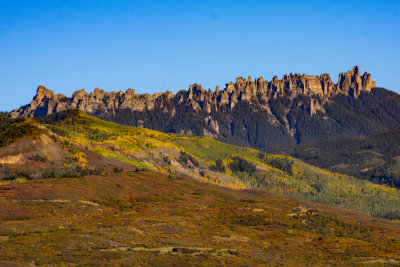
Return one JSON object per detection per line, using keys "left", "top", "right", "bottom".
{"left": 1, "top": 168, "right": 400, "bottom": 265}
{"left": 12, "top": 109, "right": 396, "bottom": 220}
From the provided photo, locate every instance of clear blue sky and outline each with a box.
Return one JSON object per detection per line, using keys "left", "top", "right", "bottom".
{"left": 1, "top": 0, "right": 399, "bottom": 112}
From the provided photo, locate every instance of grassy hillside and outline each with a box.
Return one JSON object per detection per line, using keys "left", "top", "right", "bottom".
{"left": 0, "top": 170, "right": 400, "bottom": 266}
{"left": 174, "top": 136, "right": 400, "bottom": 220}
{"left": 0, "top": 112, "right": 136, "bottom": 181}
{"left": 33, "top": 110, "right": 400, "bottom": 220}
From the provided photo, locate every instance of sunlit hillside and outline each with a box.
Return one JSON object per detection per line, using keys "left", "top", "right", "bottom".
{"left": 35, "top": 110, "right": 400, "bottom": 220}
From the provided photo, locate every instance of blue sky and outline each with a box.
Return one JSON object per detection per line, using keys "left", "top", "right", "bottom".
{"left": 1, "top": 0, "right": 399, "bottom": 111}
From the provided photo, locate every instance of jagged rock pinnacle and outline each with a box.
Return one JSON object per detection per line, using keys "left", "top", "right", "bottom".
{"left": 9, "top": 66, "right": 376, "bottom": 118}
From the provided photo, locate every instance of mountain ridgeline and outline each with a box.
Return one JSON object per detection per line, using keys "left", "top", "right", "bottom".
{"left": 12, "top": 66, "right": 400, "bottom": 150}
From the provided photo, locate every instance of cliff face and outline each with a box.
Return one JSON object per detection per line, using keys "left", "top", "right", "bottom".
{"left": 10, "top": 66, "right": 375, "bottom": 119}
{"left": 9, "top": 66, "right": 391, "bottom": 148}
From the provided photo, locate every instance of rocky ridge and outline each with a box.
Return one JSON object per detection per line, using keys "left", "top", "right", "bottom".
{"left": 10, "top": 66, "right": 375, "bottom": 119}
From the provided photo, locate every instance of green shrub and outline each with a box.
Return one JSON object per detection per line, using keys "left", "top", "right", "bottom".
{"left": 209, "top": 158, "right": 225, "bottom": 172}
{"left": 178, "top": 151, "right": 199, "bottom": 167}
{"left": 163, "top": 155, "right": 171, "bottom": 165}
{"left": 28, "top": 154, "right": 47, "bottom": 162}
{"left": 113, "top": 167, "right": 124, "bottom": 173}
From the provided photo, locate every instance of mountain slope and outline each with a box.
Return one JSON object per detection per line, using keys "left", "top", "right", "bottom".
{"left": 11, "top": 66, "right": 400, "bottom": 149}
{"left": 273, "top": 130, "right": 400, "bottom": 189}
{"left": 28, "top": 110, "right": 400, "bottom": 220}
{"left": 0, "top": 114, "right": 135, "bottom": 180}
{"left": 0, "top": 115, "right": 43, "bottom": 148}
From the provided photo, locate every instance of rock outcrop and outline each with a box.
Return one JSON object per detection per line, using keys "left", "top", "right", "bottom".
{"left": 9, "top": 66, "right": 376, "bottom": 119}
{"left": 337, "top": 66, "right": 376, "bottom": 97}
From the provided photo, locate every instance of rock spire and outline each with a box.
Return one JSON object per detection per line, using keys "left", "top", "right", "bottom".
{"left": 9, "top": 66, "right": 376, "bottom": 118}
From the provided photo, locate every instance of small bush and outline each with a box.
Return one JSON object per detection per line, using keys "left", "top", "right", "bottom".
{"left": 28, "top": 154, "right": 47, "bottom": 162}
{"left": 113, "top": 167, "right": 124, "bottom": 173}
{"left": 163, "top": 155, "right": 171, "bottom": 165}
{"left": 178, "top": 151, "right": 199, "bottom": 167}
{"left": 210, "top": 158, "right": 225, "bottom": 172}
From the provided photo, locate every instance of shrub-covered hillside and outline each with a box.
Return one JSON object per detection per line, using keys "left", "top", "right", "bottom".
{"left": 31, "top": 110, "right": 400, "bottom": 220}
{"left": 1, "top": 170, "right": 400, "bottom": 265}
{"left": 0, "top": 115, "right": 42, "bottom": 147}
